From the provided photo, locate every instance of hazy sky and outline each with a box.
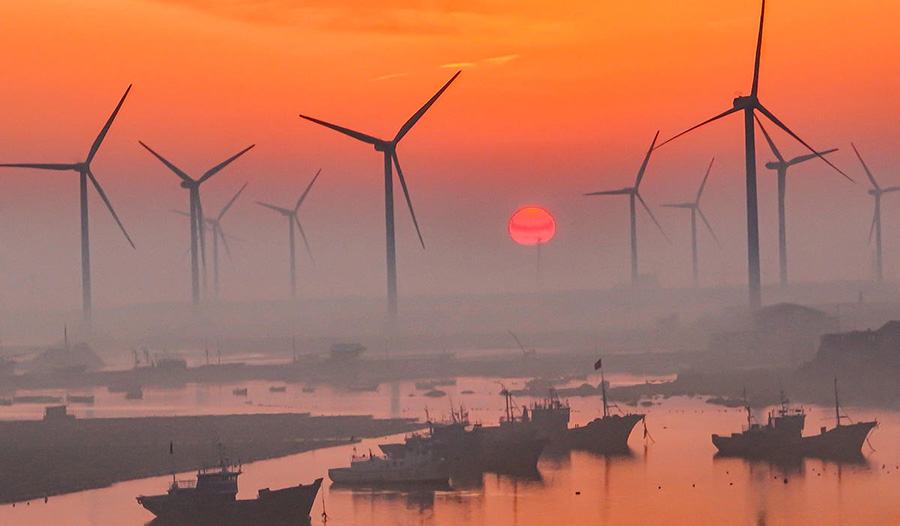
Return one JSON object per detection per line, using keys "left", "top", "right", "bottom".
{"left": 0, "top": 0, "right": 898, "bottom": 311}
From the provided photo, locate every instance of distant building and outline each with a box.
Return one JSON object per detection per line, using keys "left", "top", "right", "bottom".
{"left": 329, "top": 343, "right": 366, "bottom": 362}
{"left": 708, "top": 303, "right": 839, "bottom": 367}
{"left": 811, "top": 320, "right": 900, "bottom": 371}
{"left": 43, "top": 405, "right": 75, "bottom": 421}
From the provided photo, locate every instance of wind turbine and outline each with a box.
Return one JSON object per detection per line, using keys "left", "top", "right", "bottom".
{"left": 853, "top": 143, "right": 899, "bottom": 283}
{"left": 0, "top": 85, "right": 135, "bottom": 322}
{"left": 755, "top": 116, "right": 838, "bottom": 286}
{"left": 139, "top": 142, "right": 255, "bottom": 305}
{"left": 176, "top": 183, "right": 248, "bottom": 299}
{"left": 661, "top": 158, "right": 720, "bottom": 287}
{"left": 656, "top": 0, "right": 852, "bottom": 309}
{"left": 256, "top": 169, "right": 321, "bottom": 298}
{"left": 584, "top": 131, "right": 670, "bottom": 286}
{"left": 299, "top": 71, "right": 461, "bottom": 323}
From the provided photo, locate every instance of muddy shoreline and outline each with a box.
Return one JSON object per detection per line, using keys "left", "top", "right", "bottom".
{"left": 0, "top": 413, "right": 424, "bottom": 504}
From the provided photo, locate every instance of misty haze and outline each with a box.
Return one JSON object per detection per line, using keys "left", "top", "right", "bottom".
{"left": 0, "top": 1, "right": 899, "bottom": 525}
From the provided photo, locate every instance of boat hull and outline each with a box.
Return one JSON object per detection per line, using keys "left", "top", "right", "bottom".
{"left": 138, "top": 478, "right": 322, "bottom": 525}
{"left": 713, "top": 422, "right": 876, "bottom": 460}
{"left": 564, "top": 414, "right": 644, "bottom": 453}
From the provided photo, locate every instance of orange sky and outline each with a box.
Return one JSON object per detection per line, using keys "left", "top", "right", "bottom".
{"left": 0, "top": 0, "right": 899, "bottom": 308}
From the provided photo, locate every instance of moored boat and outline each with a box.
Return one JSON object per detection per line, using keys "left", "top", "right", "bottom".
{"left": 136, "top": 459, "right": 322, "bottom": 524}
{"left": 528, "top": 360, "right": 644, "bottom": 453}
{"left": 328, "top": 442, "right": 448, "bottom": 486}
{"left": 712, "top": 381, "right": 876, "bottom": 461}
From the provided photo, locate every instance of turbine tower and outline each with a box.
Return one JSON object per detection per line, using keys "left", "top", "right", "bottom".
{"left": 584, "top": 131, "right": 670, "bottom": 286}
{"left": 257, "top": 169, "right": 321, "bottom": 298}
{"left": 139, "top": 142, "right": 254, "bottom": 306}
{"left": 853, "top": 143, "right": 899, "bottom": 283}
{"left": 661, "top": 158, "right": 720, "bottom": 287}
{"left": 299, "top": 71, "right": 461, "bottom": 323}
{"left": 0, "top": 85, "right": 135, "bottom": 323}
{"left": 656, "top": 0, "right": 852, "bottom": 310}
{"left": 755, "top": 116, "right": 838, "bottom": 286}
{"left": 197, "top": 183, "right": 248, "bottom": 299}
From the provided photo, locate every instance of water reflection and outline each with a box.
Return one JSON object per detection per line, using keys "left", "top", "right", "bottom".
{"left": 0, "top": 389, "right": 894, "bottom": 526}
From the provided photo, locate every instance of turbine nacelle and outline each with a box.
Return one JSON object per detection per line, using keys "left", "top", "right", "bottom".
{"left": 374, "top": 142, "right": 394, "bottom": 153}
{"left": 732, "top": 95, "right": 757, "bottom": 109}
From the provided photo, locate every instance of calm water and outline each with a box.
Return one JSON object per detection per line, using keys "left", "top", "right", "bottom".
{"left": 0, "top": 375, "right": 897, "bottom": 526}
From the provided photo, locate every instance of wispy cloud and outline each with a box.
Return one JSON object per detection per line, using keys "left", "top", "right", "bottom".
{"left": 372, "top": 72, "right": 411, "bottom": 82}
{"left": 439, "top": 62, "right": 477, "bottom": 69}
{"left": 483, "top": 54, "right": 519, "bottom": 65}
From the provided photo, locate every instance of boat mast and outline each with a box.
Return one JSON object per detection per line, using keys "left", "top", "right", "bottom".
{"left": 743, "top": 388, "right": 752, "bottom": 429}
{"left": 834, "top": 377, "right": 841, "bottom": 427}
{"left": 600, "top": 362, "right": 609, "bottom": 418}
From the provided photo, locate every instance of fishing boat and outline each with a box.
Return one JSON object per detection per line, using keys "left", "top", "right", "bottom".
{"left": 529, "top": 360, "right": 644, "bottom": 453}
{"left": 425, "top": 395, "right": 548, "bottom": 475}
{"left": 712, "top": 381, "right": 877, "bottom": 460}
{"left": 137, "top": 459, "right": 322, "bottom": 524}
{"left": 329, "top": 441, "right": 448, "bottom": 486}
{"left": 232, "top": 387, "right": 248, "bottom": 396}
{"left": 269, "top": 385, "right": 287, "bottom": 393}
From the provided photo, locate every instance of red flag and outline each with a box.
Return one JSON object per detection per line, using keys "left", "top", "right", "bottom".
{"left": 593, "top": 358, "right": 602, "bottom": 370}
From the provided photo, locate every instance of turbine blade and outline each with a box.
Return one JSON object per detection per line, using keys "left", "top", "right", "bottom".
{"left": 655, "top": 106, "right": 741, "bottom": 149}
{"left": 217, "top": 182, "right": 248, "bottom": 220}
{"left": 851, "top": 143, "right": 879, "bottom": 190}
{"left": 295, "top": 216, "right": 315, "bottom": 265}
{"left": 393, "top": 152, "right": 425, "bottom": 249}
{"left": 634, "top": 130, "right": 660, "bottom": 188}
{"left": 0, "top": 163, "right": 79, "bottom": 171}
{"left": 196, "top": 193, "right": 207, "bottom": 270}
{"left": 868, "top": 207, "right": 877, "bottom": 244}
{"left": 295, "top": 168, "right": 322, "bottom": 212}
{"left": 751, "top": 0, "right": 766, "bottom": 97}
{"left": 661, "top": 203, "right": 694, "bottom": 209}
{"left": 86, "top": 85, "right": 131, "bottom": 164}
{"left": 86, "top": 169, "right": 135, "bottom": 249}
{"left": 697, "top": 207, "right": 721, "bottom": 247}
{"left": 218, "top": 226, "right": 234, "bottom": 264}
{"left": 299, "top": 114, "right": 382, "bottom": 146}
{"left": 636, "top": 192, "right": 670, "bottom": 243}
{"left": 787, "top": 148, "right": 838, "bottom": 166}
{"left": 754, "top": 113, "right": 784, "bottom": 163}
{"left": 882, "top": 186, "right": 900, "bottom": 193}
{"left": 172, "top": 209, "right": 192, "bottom": 218}
{"left": 696, "top": 157, "right": 715, "bottom": 203}
{"left": 256, "top": 201, "right": 293, "bottom": 215}
{"left": 138, "top": 141, "right": 193, "bottom": 183}
{"left": 756, "top": 104, "right": 854, "bottom": 182}
{"left": 198, "top": 145, "right": 255, "bottom": 183}
{"left": 584, "top": 188, "right": 633, "bottom": 196}
{"left": 394, "top": 71, "right": 461, "bottom": 143}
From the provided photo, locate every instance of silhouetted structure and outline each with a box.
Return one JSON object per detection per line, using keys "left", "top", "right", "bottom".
{"left": 299, "top": 72, "right": 461, "bottom": 324}
{"left": 852, "top": 143, "right": 900, "bottom": 283}
{"left": 0, "top": 86, "right": 135, "bottom": 323}
{"left": 661, "top": 158, "right": 720, "bottom": 287}
{"left": 756, "top": 118, "right": 838, "bottom": 285}
{"left": 657, "top": 0, "right": 851, "bottom": 310}
{"left": 585, "top": 131, "right": 670, "bottom": 285}
{"left": 257, "top": 170, "right": 321, "bottom": 298}
{"left": 708, "top": 303, "right": 838, "bottom": 367}
{"left": 139, "top": 142, "right": 255, "bottom": 306}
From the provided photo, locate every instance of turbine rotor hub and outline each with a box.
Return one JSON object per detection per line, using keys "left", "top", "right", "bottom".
{"left": 732, "top": 95, "right": 756, "bottom": 109}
